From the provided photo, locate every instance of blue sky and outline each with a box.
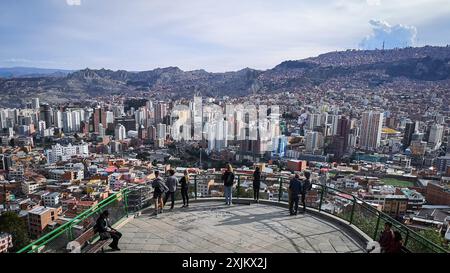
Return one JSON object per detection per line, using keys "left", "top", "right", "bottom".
{"left": 1, "top": 0, "right": 449, "bottom": 72}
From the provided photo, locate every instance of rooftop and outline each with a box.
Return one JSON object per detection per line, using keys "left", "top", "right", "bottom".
{"left": 112, "top": 201, "right": 365, "bottom": 253}
{"left": 28, "top": 206, "right": 53, "bottom": 215}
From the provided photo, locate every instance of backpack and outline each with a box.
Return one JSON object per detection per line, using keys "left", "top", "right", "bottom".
{"left": 160, "top": 180, "right": 169, "bottom": 193}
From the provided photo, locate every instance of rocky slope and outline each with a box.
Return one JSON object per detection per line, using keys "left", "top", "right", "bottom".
{"left": 1, "top": 46, "right": 450, "bottom": 107}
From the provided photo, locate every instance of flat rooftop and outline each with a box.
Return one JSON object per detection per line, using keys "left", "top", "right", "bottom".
{"left": 112, "top": 201, "right": 365, "bottom": 253}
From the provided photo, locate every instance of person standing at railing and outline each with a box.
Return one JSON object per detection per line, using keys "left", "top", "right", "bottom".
{"left": 163, "top": 169, "right": 178, "bottom": 210}
{"left": 300, "top": 171, "right": 312, "bottom": 213}
{"left": 319, "top": 169, "right": 328, "bottom": 186}
{"left": 289, "top": 174, "right": 302, "bottom": 215}
{"left": 94, "top": 210, "right": 122, "bottom": 251}
{"left": 253, "top": 167, "right": 261, "bottom": 203}
{"left": 151, "top": 171, "right": 168, "bottom": 215}
{"left": 386, "top": 231, "right": 403, "bottom": 253}
{"left": 378, "top": 222, "right": 395, "bottom": 253}
{"left": 180, "top": 169, "right": 190, "bottom": 208}
{"left": 222, "top": 164, "right": 235, "bottom": 206}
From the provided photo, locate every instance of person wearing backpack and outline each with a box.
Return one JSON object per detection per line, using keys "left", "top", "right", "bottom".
{"left": 300, "top": 171, "right": 312, "bottom": 213}
{"left": 222, "top": 164, "right": 235, "bottom": 205}
{"left": 151, "top": 170, "right": 168, "bottom": 215}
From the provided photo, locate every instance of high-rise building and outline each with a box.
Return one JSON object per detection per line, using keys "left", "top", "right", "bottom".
{"left": 62, "top": 111, "right": 73, "bottom": 133}
{"left": 31, "top": 98, "right": 40, "bottom": 110}
{"left": 156, "top": 123, "right": 166, "bottom": 148}
{"left": 45, "top": 143, "right": 89, "bottom": 164}
{"left": 40, "top": 103, "right": 52, "bottom": 128}
{"left": 359, "top": 111, "right": 383, "bottom": 151}
{"left": 138, "top": 124, "right": 147, "bottom": 140}
{"left": 328, "top": 114, "right": 340, "bottom": 136}
{"left": 93, "top": 107, "right": 107, "bottom": 133}
{"left": 402, "top": 121, "right": 415, "bottom": 149}
{"left": 157, "top": 123, "right": 166, "bottom": 139}
{"left": 53, "top": 110, "right": 63, "bottom": 129}
{"left": 428, "top": 124, "right": 444, "bottom": 149}
{"left": 38, "top": 120, "right": 46, "bottom": 136}
{"left": 305, "top": 131, "right": 324, "bottom": 153}
{"left": 98, "top": 123, "right": 105, "bottom": 137}
{"left": 148, "top": 125, "right": 156, "bottom": 141}
{"left": 307, "top": 113, "right": 322, "bottom": 130}
{"left": 327, "top": 116, "right": 351, "bottom": 160}
{"left": 115, "top": 124, "right": 126, "bottom": 141}
{"left": 155, "top": 102, "right": 168, "bottom": 124}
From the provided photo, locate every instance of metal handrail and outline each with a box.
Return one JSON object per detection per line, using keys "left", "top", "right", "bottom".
{"left": 191, "top": 173, "right": 449, "bottom": 253}
{"left": 17, "top": 173, "right": 448, "bottom": 253}
{"left": 17, "top": 187, "right": 131, "bottom": 253}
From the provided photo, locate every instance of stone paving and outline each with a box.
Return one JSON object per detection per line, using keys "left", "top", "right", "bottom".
{"left": 112, "top": 201, "right": 365, "bottom": 253}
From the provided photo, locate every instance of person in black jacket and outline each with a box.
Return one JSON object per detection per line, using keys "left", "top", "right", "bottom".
{"left": 253, "top": 167, "right": 261, "bottom": 203}
{"left": 300, "top": 171, "right": 311, "bottom": 213}
{"left": 222, "top": 164, "right": 235, "bottom": 205}
{"left": 94, "top": 210, "right": 122, "bottom": 251}
{"left": 180, "top": 169, "right": 190, "bottom": 207}
{"left": 289, "top": 174, "right": 302, "bottom": 215}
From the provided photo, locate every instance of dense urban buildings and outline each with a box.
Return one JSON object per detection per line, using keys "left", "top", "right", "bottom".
{"left": 0, "top": 52, "right": 450, "bottom": 253}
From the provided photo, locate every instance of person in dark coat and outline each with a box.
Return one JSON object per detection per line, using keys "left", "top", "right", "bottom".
{"left": 386, "top": 231, "right": 403, "bottom": 253}
{"left": 253, "top": 167, "right": 261, "bottom": 203}
{"left": 222, "top": 164, "right": 235, "bottom": 205}
{"left": 378, "top": 222, "right": 395, "bottom": 253}
{"left": 300, "top": 171, "right": 311, "bottom": 213}
{"left": 179, "top": 169, "right": 190, "bottom": 207}
{"left": 289, "top": 174, "right": 302, "bottom": 215}
{"left": 94, "top": 210, "right": 122, "bottom": 251}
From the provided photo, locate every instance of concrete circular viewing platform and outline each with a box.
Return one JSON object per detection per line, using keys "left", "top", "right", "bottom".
{"left": 112, "top": 200, "right": 366, "bottom": 253}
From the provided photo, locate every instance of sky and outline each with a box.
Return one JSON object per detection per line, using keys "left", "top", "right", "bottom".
{"left": 1, "top": 0, "right": 450, "bottom": 72}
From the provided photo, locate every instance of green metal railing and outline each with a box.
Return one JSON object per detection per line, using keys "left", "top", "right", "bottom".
{"left": 17, "top": 173, "right": 449, "bottom": 253}
{"left": 190, "top": 173, "right": 449, "bottom": 253}
{"left": 17, "top": 188, "right": 132, "bottom": 253}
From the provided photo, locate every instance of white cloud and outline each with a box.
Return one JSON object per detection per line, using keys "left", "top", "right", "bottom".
{"left": 66, "top": 0, "right": 81, "bottom": 6}
{"left": 359, "top": 19, "right": 417, "bottom": 49}
{"left": 366, "top": 0, "right": 381, "bottom": 6}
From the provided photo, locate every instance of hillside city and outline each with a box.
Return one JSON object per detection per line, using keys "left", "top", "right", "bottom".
{"left": 0, "top": 81, "right": 449, "bottom": 253}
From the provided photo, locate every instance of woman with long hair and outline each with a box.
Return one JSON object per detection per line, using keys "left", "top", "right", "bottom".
{"left": 180, "top": 169, "right": 190, "bottom": 207}
{"left": 222, "top": 164, "right": 235, "bottom": 205}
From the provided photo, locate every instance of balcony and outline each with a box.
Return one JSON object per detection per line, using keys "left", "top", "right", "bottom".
{"left": 16, "top": 173, "right": 449, "bottom": 253}
{"left": 112, "top": 200, "right": 365, "bottom": 253}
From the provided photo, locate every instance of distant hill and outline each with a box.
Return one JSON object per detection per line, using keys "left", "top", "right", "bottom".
{"left": 1, "top": 46, "right": 450, "bottom": 107}
{"left": 0, "top": 67, "right": 74, "bottom": 78}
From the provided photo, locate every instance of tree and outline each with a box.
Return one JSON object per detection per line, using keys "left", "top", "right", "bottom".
{"left": 0, "top": 212, "right": 30, "bottom": 252}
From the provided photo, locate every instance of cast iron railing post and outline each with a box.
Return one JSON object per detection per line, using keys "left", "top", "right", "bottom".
{"left": 194, "top": 175, "right": 198, "bottom": 200}
{"left": 237, "top": 175, "right": 241, "bottom": 199}
{"left": 373, "top": 212, "right": 382, "bottom": 240}
{"left": 404, "top": 229, "right": 409, "bottom": 248}
{"left": 318, "top": 185, "right": 325, "bottom": 212}
{"left": 68, "top": 224, "right": 74, "bottom": 241}
{"left": 124, "top": 190, "right": 129, "bottom": 217}
{"left": 278, "top": 177, "right": 282, "bottom": 202}
{"left": 349, "top": 197, "right": 356, "bottom": 224}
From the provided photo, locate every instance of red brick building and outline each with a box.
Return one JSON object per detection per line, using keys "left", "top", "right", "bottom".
{"left": 426, "top": 182, "right": 450, "bottom": 205}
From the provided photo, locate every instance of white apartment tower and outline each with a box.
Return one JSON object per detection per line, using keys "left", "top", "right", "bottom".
{"left": 359, "top": 111, "right": 383, "bottom": 151}
{"left": 115, "top": 123, "right": 126, "bottom": 141}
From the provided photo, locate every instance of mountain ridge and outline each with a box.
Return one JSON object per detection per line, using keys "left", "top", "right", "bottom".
{"left": 1, "top": 46, "right": 450, "bottom": 107}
